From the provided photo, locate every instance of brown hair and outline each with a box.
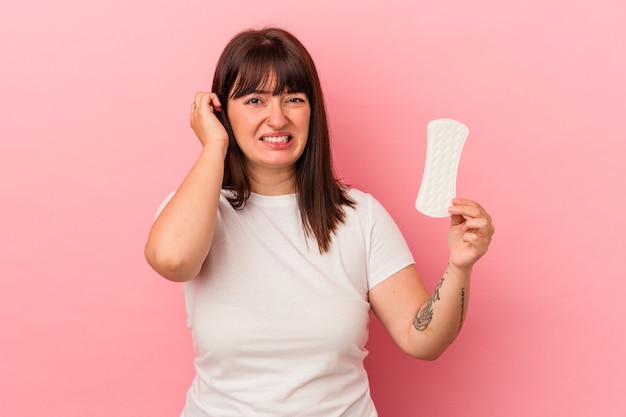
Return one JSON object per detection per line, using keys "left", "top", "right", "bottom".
{"left": 211, "top": 27, "right": 354, "bottom": 253}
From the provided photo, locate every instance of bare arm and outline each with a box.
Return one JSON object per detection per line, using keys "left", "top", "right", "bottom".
{"left": 144, "top": 93, "right": 229, "bottom": 282}
{"left": 369, "top": 262, "right": 470, "bottom": 360}
{"left": 369, "top": 199, "right": 494, "bottom": 360}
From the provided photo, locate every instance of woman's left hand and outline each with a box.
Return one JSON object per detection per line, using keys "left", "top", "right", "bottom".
{"left": 447, "top": 198, "right": 495, "bottom": 270}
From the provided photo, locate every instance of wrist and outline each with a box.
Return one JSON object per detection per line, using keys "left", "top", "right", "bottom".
{"left": 200, "top": 140, "right": 229, "bottom": 160}
{"left": 447, "top": 260, "right": 472, "bottom": 277}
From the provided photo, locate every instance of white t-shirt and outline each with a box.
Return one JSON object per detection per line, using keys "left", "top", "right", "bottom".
{"left": 173, "top": 188, "right": 414, "bottom": 417}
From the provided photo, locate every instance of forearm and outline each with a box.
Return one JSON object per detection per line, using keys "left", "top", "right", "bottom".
{"left": 145, "top": 143, "right": 227, "bottom": 281}
{"left": 408, "top": 262, "right": 471, "bottom": 360}
{"left": 370, "top": 199, "right": 493, "bottom": 361}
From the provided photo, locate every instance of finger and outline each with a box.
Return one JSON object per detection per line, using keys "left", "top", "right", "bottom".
{"left": 201, "top": 92, "right": 222, "bottom": 112}
{"left": 191, "top": 92, "right": 210, "bottom": 127}
{"left": 462, "top": 231, "right": 481, "bottom": 244}
{"left": 462, "top": 217, "right": 491, "bottom": 231}
{"left": 463, "top": 226, "right": 494, "bottom": 247}
{"left": 192, "top": 92, "right": 206, "bottom": 115}
{"left": 450, "top": 200, "right": 491, "bottom": 222}
{"left": 193, "top": 91, "right": 207, "bottom": 104}
{"left": 449, "top": 205, "right": 483, "bottom": 223}
{"left": 450, "top": 213, "right": 467, "bottom": 227}
{"left": 202, "top": 93, "right": 216, "bottom": 113}
{"left": 452, "top": 198, "right": 483, "bottom": 209}
{"left": 209, "top": 94, "right": 223, "bottom": 111}
{"left": 462, "top": 226, "right": 492, "bottom": 247}
{"left": 192, "top": 92, "right": 214, "bottom": 111}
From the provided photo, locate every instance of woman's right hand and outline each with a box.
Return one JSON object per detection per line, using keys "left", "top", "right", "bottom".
{"left": 146, "top": 92, "right": 229, "bottom": 282}
{"left": 190, "top": 92, "right": 229, "bottom": 152}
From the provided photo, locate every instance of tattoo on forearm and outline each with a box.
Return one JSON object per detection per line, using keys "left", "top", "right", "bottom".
{"left": 459, "top": 288, "right": 466, "bottom": 331}
{"left": 413, "top": 276, "right": 445, "bottom": 331}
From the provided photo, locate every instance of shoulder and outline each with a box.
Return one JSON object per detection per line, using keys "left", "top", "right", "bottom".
{"left": 345, "top": 187, "right": 374, "bottom": 208}
{"left": 345, "top": 187, "right": 388, "bottom": 217}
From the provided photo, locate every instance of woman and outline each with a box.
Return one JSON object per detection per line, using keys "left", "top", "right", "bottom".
{"left": 145, "top": 27, "right": 494, "bottom": 417}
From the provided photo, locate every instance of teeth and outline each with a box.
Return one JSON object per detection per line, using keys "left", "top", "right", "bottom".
{"left": 261, "top": 135, "right": 289, "bottom": 143}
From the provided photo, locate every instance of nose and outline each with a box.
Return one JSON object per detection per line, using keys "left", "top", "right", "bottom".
{"left": 266, "top": 99, "right": 288, "bottom": 128}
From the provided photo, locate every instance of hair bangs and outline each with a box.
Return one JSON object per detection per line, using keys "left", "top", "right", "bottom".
{"left": 229, "top": 45, "right": 313, "bottom": 99}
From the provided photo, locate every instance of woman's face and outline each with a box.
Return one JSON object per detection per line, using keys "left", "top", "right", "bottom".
{"left": 227, "top": 77, "right": 311, "bottom": 179}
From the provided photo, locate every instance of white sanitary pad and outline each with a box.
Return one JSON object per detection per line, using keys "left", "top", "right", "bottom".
{"left": 415, "top": 119, "right": 469, "bottom": 218}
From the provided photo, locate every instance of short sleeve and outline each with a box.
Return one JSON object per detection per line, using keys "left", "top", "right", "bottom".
{"left": 153, "top": 190, "right": 176, "bottom": 220}
{"left": 365, "top": 195, "right": 415, "bottom": 290}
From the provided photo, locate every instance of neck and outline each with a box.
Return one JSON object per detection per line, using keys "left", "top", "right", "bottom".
{"left": 247, "top": 166, "right": 297, "bottom": 196}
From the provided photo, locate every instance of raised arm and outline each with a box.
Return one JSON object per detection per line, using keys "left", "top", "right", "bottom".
{"left": 144, "top": 93, "right": 229, "bottom": 282}
{"left": 369, "top": 198, "right": 494, "bottom": 360}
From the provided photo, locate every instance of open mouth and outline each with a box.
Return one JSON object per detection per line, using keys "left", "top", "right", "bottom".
{"left": 260, "top": 135, "right": 291, "bottom": 144}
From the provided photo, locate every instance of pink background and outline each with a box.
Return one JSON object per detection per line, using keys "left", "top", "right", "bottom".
{"left": 2, "top": 1, "right": 625, "bottom": 416}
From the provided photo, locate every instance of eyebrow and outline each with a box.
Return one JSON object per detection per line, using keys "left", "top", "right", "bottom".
{"left": 246, "top": 88, "right": 303, "bottom": 96}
